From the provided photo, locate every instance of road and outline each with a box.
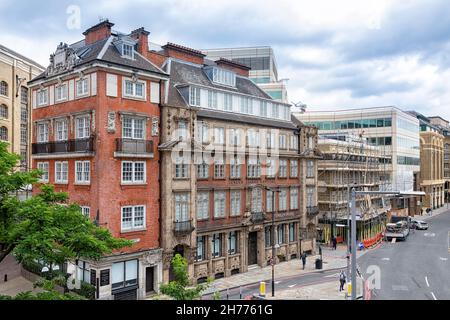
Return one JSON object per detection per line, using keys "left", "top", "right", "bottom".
{"left": 203, "top": 267, "right": 345, "bottom": 300}
{"left": 358, "top": 210, "right": 450, "bottom": 300}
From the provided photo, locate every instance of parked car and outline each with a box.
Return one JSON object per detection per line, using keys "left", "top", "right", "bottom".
{"left": 411, "top": 220, "right": 429, "bottom": 230}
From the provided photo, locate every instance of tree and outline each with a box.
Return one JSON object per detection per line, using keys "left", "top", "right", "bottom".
{"left": 0, "top": 141, "right": 132, "bottom": 268}
{"left": 160, "top": 254, "right": 210, "bottom": 300}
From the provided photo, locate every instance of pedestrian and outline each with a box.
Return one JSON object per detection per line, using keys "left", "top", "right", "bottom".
{"left": 332, "top": 236, "right": 337, "bottom": 250}
{"left": 339, "top": 271, "right": 346, "bottom": 292}
{"left": 301, "top": 252, "right": 307, "bottom": 270}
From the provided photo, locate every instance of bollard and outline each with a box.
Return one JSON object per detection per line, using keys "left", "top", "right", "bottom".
{"left": 226, "top": 288, "right": 229, "bottom": 300}
{"left": 239, "top": 286, "right": 242, "bottom": 300}
{"left": 259, "top": 281, "right": 266, "bottom": 297}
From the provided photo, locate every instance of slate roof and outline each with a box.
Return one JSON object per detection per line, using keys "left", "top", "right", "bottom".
{"left": 30, "top": 35, "right": 168, "bottom": 83}
{"left": 0, "top": 44, "right": 45, "bottom": 70}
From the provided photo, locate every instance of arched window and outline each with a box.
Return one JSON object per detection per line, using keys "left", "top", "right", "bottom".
{"left": 0, "top": 126, "right": 8, "bottom": 141}
{"left": 0, "top": 81, "right": 8, "bottom": 97}
{"left": 0, "top": 104, "right": 7, "bottom": 119}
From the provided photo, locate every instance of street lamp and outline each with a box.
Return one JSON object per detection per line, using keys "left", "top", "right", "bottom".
{"left": 266, "top": 186, "right": 281, "bottom": 298}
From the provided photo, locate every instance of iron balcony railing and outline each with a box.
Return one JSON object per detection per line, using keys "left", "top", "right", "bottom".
{"left": 173, "top": 219, "right": 195, "bottom": 235}
{"left": 306, "top": 206, "right": 320, "bottom": 217}
{"left": 115, "top": 138, "right": 153, "bottom": 155}
{"left": 251, "top": 212, "right": 266, "bottom": 223}
{"left": 32, "top": 136, "right": 95, "bottom": 155}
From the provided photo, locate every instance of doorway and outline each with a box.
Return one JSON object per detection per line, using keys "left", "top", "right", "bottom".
{"left": 145, "top": 267, "right": 155, "bottom": 294}
{"left": 248, "top": 232, "right": 258, "bottom": 265}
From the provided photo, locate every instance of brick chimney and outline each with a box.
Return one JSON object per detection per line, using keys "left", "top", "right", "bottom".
{"left": 83, "top": 20, "right": 115, "bottom": 45}
{"left": 130, "top": 27, "right": 150, "bottom": 55}
{"left": 161, "top": 42, "right": 205, "bottom": 65}
{"left": 215, "top": 58, "right": 251, "bottom": 77}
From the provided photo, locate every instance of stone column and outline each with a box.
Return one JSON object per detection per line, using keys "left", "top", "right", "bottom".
{"left": 224, "top": 231, "right": 230, "bottom": 277}
{"left": 241, "top": 230, "right": 248, "bottom": 273}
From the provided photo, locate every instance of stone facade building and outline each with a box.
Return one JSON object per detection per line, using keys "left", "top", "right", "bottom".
{"left": 28, "top": 21, "right": 169, "bottom": 300}
{"left": 0, "top": 45, "right": 44, "bottom": 177}
{"left": 145, "top": 43, "right": 319, "bottom": 283}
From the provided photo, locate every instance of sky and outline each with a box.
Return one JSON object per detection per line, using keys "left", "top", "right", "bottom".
{"left": 1, "top": 0, "right": 450, "bottom": 119}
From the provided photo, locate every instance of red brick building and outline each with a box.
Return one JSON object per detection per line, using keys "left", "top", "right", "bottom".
{"left": 28, "top": 21, "right": 169, "bottom": 300}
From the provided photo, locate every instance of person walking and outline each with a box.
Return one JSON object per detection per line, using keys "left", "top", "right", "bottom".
{"left": 332, "top": 236, "right": 337, "bottom": 250}
{"left": 301, "top": 252, "right": 307, "bottom": 270}
{"left": 339, "top": 271, "right": 346, "bottom": 292}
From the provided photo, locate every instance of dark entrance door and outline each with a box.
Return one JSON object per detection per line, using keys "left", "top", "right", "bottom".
{"left": 248, "top": 232, "right": 258, "bottom": 265}
{"left": 145, "top": 267, "right": 154, "bottom": 294}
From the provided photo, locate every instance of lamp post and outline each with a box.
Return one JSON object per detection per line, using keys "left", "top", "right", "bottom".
{"left": 267, "top": 187, "right": 280, "bottom": 297}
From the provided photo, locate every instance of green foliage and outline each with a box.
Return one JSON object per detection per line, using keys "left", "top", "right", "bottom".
{"left": 72, "top": 281, "right": 96, "bottom": 300}
{"left": 160, "top": 254, "right": 211, "bottom": 300}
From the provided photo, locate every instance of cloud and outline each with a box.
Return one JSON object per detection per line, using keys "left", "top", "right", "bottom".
{"left": 1, "top": 0, "right": 450, "bottom": 119}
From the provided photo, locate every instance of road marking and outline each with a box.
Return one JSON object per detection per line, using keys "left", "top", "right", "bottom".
{"left": 324, "top": 273, "right": 340, "bottom": 278}
{"left": 431, "top": 292, "right": 437, "bottom": 300}
{"left": 391, "top": 238, "right": 396, "bottom": 243}
{"left": 424, "top": 233, "right": 435, "bottom": 237}
{"left": 275, "top": 281, "right": 281, "bottom": 284}
{"left": 381, "top": 257, "right": 390, "bottom": 261}
{"left": 425, "top": 276, "right": 430, "bottom": 287}
{"left": 288, "top": 284, "right": 296, "bottom": 288}
{"left": 439, "top": 257, "right": 448, "bottom": 261}
{"left": 392, "top": 285, "right": 408, "bottom": 291}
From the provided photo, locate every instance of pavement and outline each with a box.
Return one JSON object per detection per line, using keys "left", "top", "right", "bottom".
{"left": 0, "top": 255, "right": 40, "bottom": 297}
{"left": 414, "top": 205, "right": 449, "bottom": 221}
{"left": 359, "top": 208, "right": 450, "bottom": 300}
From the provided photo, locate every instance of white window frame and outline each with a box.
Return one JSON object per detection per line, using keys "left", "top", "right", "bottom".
{"left": 122, "top": 44, "right": 134, "bottom": 59}
{"left": 307, "top": 160, "right": 315, "bottom": 178}
{"left": 189, "top": 86, "right": 201, "bottom": 106}
{"left": 37, "top": 89, "right": 48, "bottom": 107}
{"left": 121, "top": 205, "right": 146, "bottom": 232}
{"left": 75, "top": 115, "right": 90, "bottom": 139}
{"left": 290, "top": 160, "right": 298, "bottom": 178}
{"left": 76, "top": 78, "right": 89, "bottom": 97}
{"left": 55, "top": 84, "right": 68, "bottom": 102}
{"left": 75, "top": 161, "right": 90, "bottom": 184}
{"left": 214, "top": 191, "right": 226, "bottom": 218}
{"left": 37, "top": 122, "right": 49, "bottom": 143}
{"left": 279, "top": 189, "right": 287, "bottom": 211}
{"left": 175, "top": 193, "right": 190, "bottom": 222}
{"left": 197, "top": 161, "right": 209, "bottom": 179}
{"left": 81, "top": 206, "right": 90, "bottom": 218}
{"left": 214, "top": 127, "right": 225, "bottom": 145}
{"left": 208, "top": 90, "right": 218, "bottom": 109}
{"left": 230, "top": 190, "right": 241, "bottom": 216}
{"left": 279, "top": 159, "right": 288, "bottom": 178}
{"left": 121, "top": 161, "right": 146, "bottom": 184}
{"left": 290, "top": 188, "right": 299, "bottom": 210}
{"left": 55, "top": 119, "right": 68, "bottom": 141}
{"left": 123, "top": 79, "right": 146, "bottom": 100}
{"left": 55, "top": 161, "right": 68, "bottom": 184}
{"left": 37, "top": 162, "right": 49, "bottom": 182}
{"left": 175, "top": 162, "right": 189, "bottom": 179}
{"left": 230, "top": 157, "right": 241, "bottom": 179}
{"left": 197, "top": 192, "right": 209, "bottom": 220}
{"left": 122, "top": 116, "right": 145, "bottom": 140}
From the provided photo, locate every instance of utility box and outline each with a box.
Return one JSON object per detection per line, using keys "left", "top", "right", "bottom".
{"left": 315, "top": 258, "right": 323, "bottom": 269}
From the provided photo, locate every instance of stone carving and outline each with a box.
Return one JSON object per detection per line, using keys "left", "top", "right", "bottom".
{"left": 107, "top": 112, "right": 116, "bottom": 133}
{"left": 47, "top": 42, "right": 80, "bottom": 77}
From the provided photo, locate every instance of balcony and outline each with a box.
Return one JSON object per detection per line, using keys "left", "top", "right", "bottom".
{"left": 173, "top": 220, "right": 195, "bottom": 236}
{"left": 251, "top": 212, "right": 266, "bottom": 224}
{"left": 115, "top": 138, "right": 154, "bottom": 158}
{"left": 32, "top": 136, "right": 95, "bottom": 158}
{"left": 306, "top": 206, "right": 320, "bottom": 217}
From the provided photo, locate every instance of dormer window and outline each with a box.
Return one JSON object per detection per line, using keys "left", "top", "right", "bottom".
{"left": 208, "top": 67, "right": 236, "bottom": 87}
{"left": 122, "top": 44, "right": 134, "bottom": 59}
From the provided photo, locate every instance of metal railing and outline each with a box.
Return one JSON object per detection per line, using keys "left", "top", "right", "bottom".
{"left": 173, "top": 219, "right": 195, "bottom": 235}
{"left": 115, "top": 138, "right": 153, "bottom": 154}
{"left": 32, "top": 136, "right": 95, "bottom": 154}
{"left": 306, "top": 206, "right": 320, "bottom": 217}
{"left": 250, "top": 212, "right": 266, "bottom": 223}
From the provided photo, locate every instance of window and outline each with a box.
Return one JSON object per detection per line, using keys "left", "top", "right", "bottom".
{"left": 189, "top": 87, "right": 201, "bottom": 106}
{"left": 247, "top": 158, "right": 261, "bottom": 178}
{"left": 266, "top": 159, "right": 276, "bottom": 178}
{"left": 121, "top": 205, "right": 145, "bottom": 231}
{"left": 223, "top": 93, "right": 232, "bottom": 111}
{"left": 266, "top": 190, "right": 274, "bottom": 212}
{"left": 240, "top": 97, "right": 251, "bottom": 114}
{"left": 214, "top": 158, "right": 225, "bottom": 179}
{"left": 265, "top": 226, "right": 272, "bottom": 247}
{"left": 76, "top": 261, "right": 90, "bottom": 284}
{"left": 0, "top": 127, "right": 7, "bottom": 141}
{"left": 75, "top": 161, "right": 90, "bottom": 184}
{"left": 122, "top": 161, "right": 146, "bottom": 183}
{"left": 37, "top": 89, "right": 48, "bottom": 106}
{"left": 230, "top": 190, "right": 241, "bottom": 216}
{"left": 228, "top": 231, "right": 238, "bottom": 254}
{"left": 212, "top": 67, "right": 236, "bottom": 87}
{"left": 230, "top": 157, "right": 241, "bottom": 179}
{"left": 229, "top": 128, "right": 241, "bottom": 146}
{"left": 251, "top": 188, "right": 262, "bottom": 213}
{"left": 290, "top": 188, "right": 299, "bottom": 210}
{"left": 261, "top": 101, "right": 267, "bottom": 117}
{"left": 307, "top": 160, "right": 315, "bottom": 178}
{"left": 55, "top": 161, "right": 68, "bottom": 183}
{"left": 175, "top": 162, "right": 189, "bottom": 179}
{"left": 177, "top": 120, "right": 188, "bottom": 141}
{"left": 290, "top": 160, "right": 298, "bottom": 178}
{"left": 76, "top": 115, "right": 90, "bottom": 139}
{"left": 247, "top": 130, "right": 260, "bottom": 147}
{"left": 197, "top": 192, "right": 209, "bottom": 220}
{"left": 0, "top": 104, "right": 7, "bottom": 119}
{"left": 197, "top": 162, "right": 209, "bottom": 179}
{"left": 196, "top": 236, "right": 206, "bottom": 261}
{"left": 308, "top": 136, "right": 315, "bottom": 149}
{"left": 81, "top": 206, "right": 90, "bottom": 218}
{"left": 76, "top": 78, "right": 88, "bottom": 97}
{"left": 122, "top": 44, "right": 134, "bottom": 58}
{"left": 37, "top": 162, "right": 49, "bottom": 182}
{"left": 271, "top": 104, "right": 279, "bottom": 118}
{"left": 122, "top": 117, "right": 145, "bottom": 140}
{"left": 150, "top": 82, "right": 160, "bottom": 104}
{"left": 208, "top": 90, "right": 218, "bottom": 109}
{"left": 123, "top": 80, "right": 145, "bottom": 99}
{"left": 267, "top": 132, "right": 276, "bottom": 149}
{"left": 214, "top": 127, "right": 225, "bottom": 145}
{"left": 279, "top": 134, "right": 287, "bottom": 149}
{"left": 175, "top": 194, "right": 189, "bottom": 222}
{"left": 211, "top": 233, "right": 222, "bottom": 258}
{"left": 279, "top": 159, "right": 287, "bottom": 178}
{"left": 55, "top": 119, "right": 68, "bottom": 141}
{"left": 279, "top": 189, "right": 287, "bottom": 211}
{"left": 290, "top": 135, "right": 298, "bottom": 150}
{"left": 197, "top": 122, "right": 209, "bottom": 144}
{"left": 277, "top": 225, "right": 285, "bottom": 244}
{"left": 112, "top": 260, "right": 138, "bottom": 290}
{"left": 37, "top": 123, "right": 49, "bottom": 143}
{"left": 0, "top": 81, "right": 7, "bottom": 96}
{"left": 55, "top": 85, "right": 67, "bottom": 102}
{"left": 307, "top": 187, "right": 315, "bottom": 207}
{"left": 214, "top": 191, "right": 226, "bottom": 218}
{"left": 289, "top": 223, "right": 296, "bottom": 242}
